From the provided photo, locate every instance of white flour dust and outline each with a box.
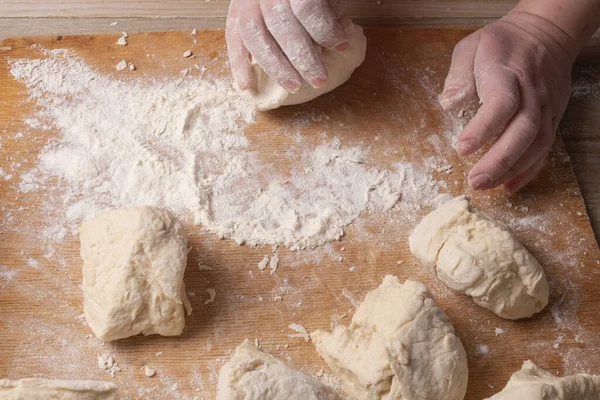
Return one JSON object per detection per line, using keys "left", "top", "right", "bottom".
{"left": 8, "top": 48, "right": 447, "bottom": 250}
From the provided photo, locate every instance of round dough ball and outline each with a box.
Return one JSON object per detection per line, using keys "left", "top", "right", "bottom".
{"left": 409, "top": 196, "right": 549, "bottom": 320}
{"left": 217, "top": 340, "right": 341, "bottom": 400}
{"left": 486, "top": 360, "right": 600, "bottom": 399}
{"left": 241, "top": 23, "right": 367, "bottom": 110}
{"left": 80, "top": 206, "right": 191, "bottom": 341}
{"left": 311, "top": 276, "right": 468, "bottom": 400}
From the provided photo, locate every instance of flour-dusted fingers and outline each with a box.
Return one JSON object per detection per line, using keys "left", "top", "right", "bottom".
{"left": 455, "top": 65, "right": 521, "bottom": 157}
{"left": 483, "top": 106, "right": 555, "bottom": 189}
{"left": 238, "top": 0, "right": 303, "bottom": 92}
{"left": 439, "top": 33, "right": 479, "bottom": 111}
{"left": 505, "top": 153, "right": 548, "bottom": 196}
{"left": 290, "top": 0, "right": 348, "bottom": 49}
{"left": 468, "top": 89, "right": 541, "bottom": 190}
{"left": 226, "top": 0, "right": 255, "bottom": 91}
{"left": 261, "top": 0, "right": 328, "bottom": 88}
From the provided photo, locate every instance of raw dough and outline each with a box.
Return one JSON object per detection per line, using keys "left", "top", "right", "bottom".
{"left": 409, "top": 196, "right": 549, "bottom": 320}
{"left": 242, "top": 23, "right": 367, "bottom": 110}
{"left": 0, "top": 378, "right": 117, "bottom": 399}
{"left": 80, "top": 206, "right": 191, "bottom": 341}
{"left": 311, "top": 276, "right": 468, "bottom": 400}
{"left": 486, "top": 360, "right": 600, "bottom": 399}
{"left": 217, "top": 340, "right": 341, "bottom": 400}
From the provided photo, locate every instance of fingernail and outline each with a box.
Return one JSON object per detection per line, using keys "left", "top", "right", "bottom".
{"left": 310, "top": 77, "right": 327, "bottom": 89}
{"left": 469, "top": 174, "right": 492, "bottom": 190}
{"left": 504, "top": 185, "right": 515, "bottom": 197}
{"left": 456, "top": 140, "right": 477, "bottom": 156}
{"left": 282, "top": 80, "right": 301, "bottom": 93}
{"left": 336, "top": 42, "right": 350, "bottom": 51}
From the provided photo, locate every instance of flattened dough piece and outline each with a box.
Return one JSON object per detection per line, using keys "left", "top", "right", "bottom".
{"left": 217, "top": 340, "right": 341, "bottom": 400}
{"left": 311, "top": 276, "right": 468, "bottom": 400}
{"left": 0, "top": 378, "right": 117, "bottom": 400}
{"left": 486, "top": 360, "right": 600, "bottom": 399}
{"left": 80, "top": 206, "right": 191, "bottom": 341}
{"left": 409, "top": 196, "right": 549, "bottom": 320}
{"left": 242, "top": 23, "right": 367, "bottom": 110}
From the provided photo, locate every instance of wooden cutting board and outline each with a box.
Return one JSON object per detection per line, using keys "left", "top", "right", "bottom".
{"left": 1, "top": 28, "right": 599, "bottom": 400}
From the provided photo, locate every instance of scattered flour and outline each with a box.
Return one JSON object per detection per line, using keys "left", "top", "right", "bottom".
{"left": 0, "top": 265, "right": 18, "bottom": 287}
{"left": 97, "top": 353, "right": 121, "bottom": 377}
{"left": 288, "top": 323, "right": 310, "bottom": 342}
{"left": 269, "top": 254, "right": 279, "bottom": 275}
{"left": 257, "top": 256, "right": 269, "bottom": 271}
{"left": 8, "top": 48, "right": 448, "bottom": 250}
{"left": 342, "top": 288, "right": 360, "bottom": 308}
{"left": 204, "top": 288, "right": 216, "bottom": 305}
{"left": 476, "top": 344, "right": 490, "bottom": 356}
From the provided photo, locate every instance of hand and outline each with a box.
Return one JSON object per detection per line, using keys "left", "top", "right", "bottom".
{"left": 225, "top": 0, "right": 349, "bottom": 93}
{"left": 439, "top": 12, "right": 577, "bottom": 195}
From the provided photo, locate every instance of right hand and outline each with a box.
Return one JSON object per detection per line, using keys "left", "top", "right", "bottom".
{"left": 225, "top": 0, "right": 350, "bottom": 93}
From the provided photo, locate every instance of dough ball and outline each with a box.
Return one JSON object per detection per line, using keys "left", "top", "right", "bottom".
{"left": 409, "top": 196, "right": 549, "bottom": 320}
{"left": 80, "top": 206, "right": 191, "bottom": 341}
{"left": 0, "top": 378, "right": 117, "bottom": 399}
{"left": 311, "top": 276, "right": 468, "bottom": 400}
{"left": 241, "top": 23, "right": 367, "bottom": 110}
{"left": 217, "top": 340, "right": 341, "bottom": 400}
{"left": 486, "top": 360, "right": 600, "bottom": 399}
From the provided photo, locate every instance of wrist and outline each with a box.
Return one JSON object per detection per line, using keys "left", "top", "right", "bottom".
{"left": 512, "top": 0, "right": 600, "bottom": 54}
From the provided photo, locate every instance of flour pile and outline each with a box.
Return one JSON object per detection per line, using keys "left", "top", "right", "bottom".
{"left": 9, "top": 48, "right": 448, "bottom": 249}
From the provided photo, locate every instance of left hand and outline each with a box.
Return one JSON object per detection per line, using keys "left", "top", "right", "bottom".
{"left": 439, "top": 12, "right": 577, "bottom": 195}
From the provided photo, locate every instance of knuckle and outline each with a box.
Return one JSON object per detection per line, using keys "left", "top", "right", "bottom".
{"left": 501, "top": 91, "right": 520, "bottom": 113}
{"left": 453, "top": 34, "right": 476, "bottom": 55}
{"left": 493, "top": 154, "right": 513, "bottom": 174}
{"left": 540, "top": 128, "right": 556, "bottom": 151}
{"left": 517, "top": 118, "right": 539, "bottom": 140}
{"left": 291, "top": 0, "right": 323, "bottom": 19}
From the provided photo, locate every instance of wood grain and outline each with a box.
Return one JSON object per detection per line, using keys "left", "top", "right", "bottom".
{"left": 1, "top": 28, "right": 600, "bottom": 399}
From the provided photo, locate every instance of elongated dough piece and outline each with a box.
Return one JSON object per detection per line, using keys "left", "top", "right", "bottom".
{"left": 409, "top": 196, "right": 549, "bottom": 319}
{"left": 486, "top": 360, "right": 600, "bottom": 399}
{"left": 0, "top": 378, "right": 117, "bottom": 400}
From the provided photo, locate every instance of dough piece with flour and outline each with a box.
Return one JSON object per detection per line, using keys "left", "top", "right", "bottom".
{"left": 217, "top": 340, "right": 341, "bottom": 400}
{"left": 80, "top": 207, "right": 191, "bottom": 341}
{"left": 409, "top": 196, "right": 549, "bottom": 320}
{"left": 311, "top": 276, "right": 468, "bottom": 400}
{"left": 486, "top": 360, "right": 600, "bottom": 399}
{"left": 0, "top": 378, "right": 117, "bottom": 399}
{"left": 242, "top": 23, "right": 367, "bottom": 110}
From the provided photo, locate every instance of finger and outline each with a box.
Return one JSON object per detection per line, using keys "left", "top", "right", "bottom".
{"left": 456, "top": 65, "right": 520, "bottom": 156}
{"left": 483, "top": 106, "right": 555, "bottom": 189}
{"left": 261, "top": 0, "right": 328, "bottom": 88}
{"left": 238, "top": 0, "right": 303, "bottom": 93}
{"left": 468, "top": 88, "right": 541, "bottom": 190}
{"left": 505, "top": 154, "right": 548, "bottom": 196}
{"left": 327, "top": 0, "right": 344, "bottom": 17}
{"left": 439, "top": 34, "right": 479, "bottom": 111}
{"left": 226, "top": 0, "right": 255, "bottom": 91}
{"left": 290, "top": 0, "right": 348, "bottom": 49}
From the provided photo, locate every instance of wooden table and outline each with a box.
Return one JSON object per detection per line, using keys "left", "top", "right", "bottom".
{"left": 2, "top": 2, "right": 600, "bottom": 400}
{"left": 1, "top": 26, "right": 600, "bottom": 399}
{"left": 1, "top": 0, "right": 599, "bottom": 242}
